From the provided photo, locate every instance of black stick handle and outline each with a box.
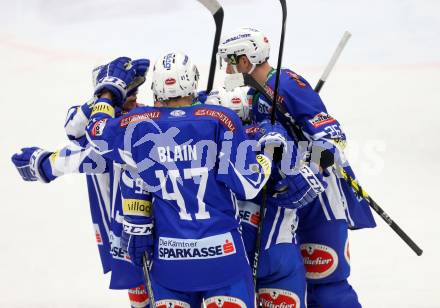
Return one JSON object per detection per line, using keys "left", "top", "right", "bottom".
{"left": 271, "top": 0, "right": 287, "bottom": 124}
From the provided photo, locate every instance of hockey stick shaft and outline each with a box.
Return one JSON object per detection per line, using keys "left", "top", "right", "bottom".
{"left": 142, "top": 253, "right": 156, "bottom": 307}
{"left": 254, "top": 1, "right": 287, "bottom": 303}
{"left": 314, "top": 31, "right": 351, "bottom": 93}
{"left": 271, "top": 0, "right": 287, "bottom": 125}
{"left": 313, "top": 33, "right": 422, "bottom": 255}
{"left": 197, "top": 0, "right": 224, "bottom": 93}
{"left": 339, "top": 168, "right": 423, "bottom": 255}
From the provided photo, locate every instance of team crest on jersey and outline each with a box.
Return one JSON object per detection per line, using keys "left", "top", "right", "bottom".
{"left": 119, "top": 111, "right": 161, "bottom": 127}
{"left": 300, "top": 243, "right": 338, "bottom": 279}
{"left": 91, "top": 119, "right": 107, "bottom": 136}
{"left": 308, "top": 112, "right": 336, "bottom": 128}
{"left": 170, "top": 109, "right": 186, "bottom": 117}
{"left": 258, "top": 288, "right": 300, "bottom": 308}
{"left": 193, "top": 108, "right": 236, "bottom": 132}
{"left": 156, "top": 299, "right": 190, "bottom": 308}
{"left": 205, "top": 296, "right": 247, "bottom": 308}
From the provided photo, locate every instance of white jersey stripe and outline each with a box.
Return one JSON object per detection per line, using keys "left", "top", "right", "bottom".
{"left": 265, "top": 207, "right": 281, "bottom": 250}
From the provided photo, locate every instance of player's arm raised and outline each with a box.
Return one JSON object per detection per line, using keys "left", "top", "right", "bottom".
{"left": 85, "top": 57, "right": 149, "bottom": 166}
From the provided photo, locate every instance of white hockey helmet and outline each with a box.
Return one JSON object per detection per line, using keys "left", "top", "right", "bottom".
{"left": 218, "top": 27, "right": 270, "bottom": 73}
{"left": 205, "top": 87, "right": 250, "bottom": 122}
{"left": 151, "top": 52, "right": 199, "bottom": 102}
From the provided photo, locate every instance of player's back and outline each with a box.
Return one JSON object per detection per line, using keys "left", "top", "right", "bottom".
{"left": 124, "top": 103, "right": 268, "bottom": 291}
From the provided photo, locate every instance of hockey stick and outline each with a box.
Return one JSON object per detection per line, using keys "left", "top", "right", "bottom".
{"left": 339, "top": 169, "right": 423, "bottom": 255}
{"left": 271, "top": 0, "right": 287, "bottom": 125}
{"left": 225, "top": 40, "right": 424, "bottom": 257}
{"left": 313, "top": 32, "right": 422, "bottom": 256}
{"left": 197, "top": 0, "right": 224, "bottom": 93}
{"left": 314, "top": 31, "right": 351, "bottom": 93}
{"left": 142, "top": 253, "right": 156, "bottom": 307}
{"left": 252, "top": 0, "right": 288, "bottom": 301}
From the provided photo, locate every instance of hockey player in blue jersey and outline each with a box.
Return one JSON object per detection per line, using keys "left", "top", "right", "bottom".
{"left": 206, "top": 87, "right": 329, "bottom": 308}
{"left": 218, "top": 27, "right": 377, "bottom": 308}
{"left": 84, "top": 53, "right": 289, "bottom": 307}
{"left": 11, "top": 60, "right": 151, "bottom": 308}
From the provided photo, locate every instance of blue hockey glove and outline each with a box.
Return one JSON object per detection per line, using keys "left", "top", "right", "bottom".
{"left": 257, "top": 120, "right": 288, "bottom": 162}
{"left": 11, "top": 147, "right": 53, "bottom": 183}
{"left": 132, "top": 58, "right": 150, "bottom": 77}
{"left": 257, "top": 120, "right": 288, "bottom": 149}
{"left": 121, "top": 217, "right": 154, "bottom": 267}
{"left": 127, "top": 58, "right": 150, "bottom": 97}
{"left": 196, "top": 90, "right": 209, "bottom": 104}
{"left": 94, "top": 57, "right": 136, "bottom": 107}
{"left": 269, "top": 163, "right": 327, "bottom": 209}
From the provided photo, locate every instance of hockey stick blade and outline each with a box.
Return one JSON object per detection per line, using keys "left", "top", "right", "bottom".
{"left": 197, "top": 0, "right": 224, "bottom": 93}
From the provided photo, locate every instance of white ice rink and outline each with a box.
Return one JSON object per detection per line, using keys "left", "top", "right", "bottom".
{"left": 0, "top": 0, "right": 439, "bottom": 307}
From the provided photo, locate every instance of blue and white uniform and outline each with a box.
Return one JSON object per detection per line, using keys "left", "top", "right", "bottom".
{"left": 86, "top": 102, "right": 272, "bottom": 306}
{"left": 237, "top": 125, "right": 306, "bottom": 308}
{"left": 63, "top": 102, "right": 146, "bottom": 290}
{"left": 249, "top": 68, "right": 376, "bottom": 308}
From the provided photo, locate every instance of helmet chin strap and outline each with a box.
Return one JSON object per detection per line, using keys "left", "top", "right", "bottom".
{"left": 232, "top": 63, "right": 256, "bottom": 74}
{"left": 248, "top": 63, "right": 256, "bottom": 74}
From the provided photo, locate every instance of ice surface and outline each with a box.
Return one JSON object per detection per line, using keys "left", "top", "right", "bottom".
{"left": 0, "top": 1, "right": 439, "bottom": 307}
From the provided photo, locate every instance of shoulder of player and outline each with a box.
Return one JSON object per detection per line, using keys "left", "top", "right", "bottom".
{"left": 278, "top": 68, "right": 310, "bottom": 91}
{"left": 191, "top": 104, "right": 242, "bottom": 132}
{"left": 192, "top": 104, "right": 240, "bottom": 119}
{"left": 115, "top": 105, "right": 161, "bottom": 129}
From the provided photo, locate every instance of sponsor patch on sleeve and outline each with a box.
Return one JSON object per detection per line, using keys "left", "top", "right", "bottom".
{"left": 308, "top": 112, "right": 336, "bottom": 128}
{"left": 123, "top": 199, "right": 152, "bottom": 217}
{"left": 91, "top": 118, "right": 108, "bottom": 137}
{"left": 49, "top": 151, "right": 60, "bottom": 164}
{"left": 256, "top": 154, "right": 271, "bottom": 176}
{"left": 193, "top": 108, "right": 236, "bottom": 132}
{"left": 91, "top": 102, "right": 115, "bottom": 117}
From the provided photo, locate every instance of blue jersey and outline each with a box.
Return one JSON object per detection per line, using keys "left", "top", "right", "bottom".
{"left": 39, "top": 102, "right": 146, "bottom": 289}
{"left": 86, "top": 102, "right": 271, "bottom": 291}
{"left": 249, "top": 68, "right": 376, "bottom": 230}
